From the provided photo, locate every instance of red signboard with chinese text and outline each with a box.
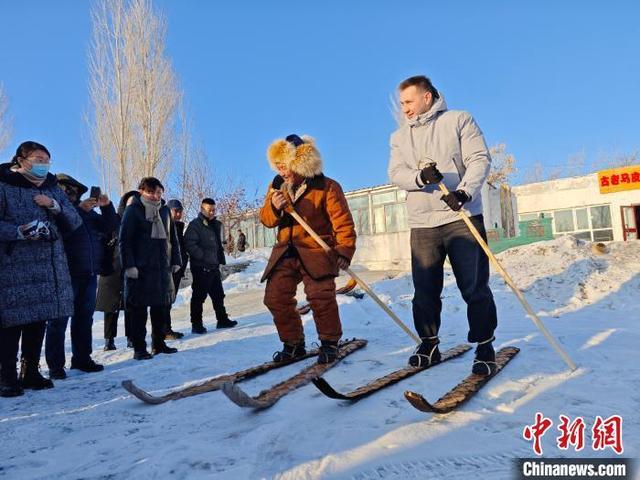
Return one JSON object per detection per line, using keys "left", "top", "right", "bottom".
{"left": 598, "top": 165, "right": 640, "bottom": 194}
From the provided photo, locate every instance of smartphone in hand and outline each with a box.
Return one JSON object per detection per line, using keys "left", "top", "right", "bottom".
{"left": 89, "top": 186, "right": 101, "bottom": 200}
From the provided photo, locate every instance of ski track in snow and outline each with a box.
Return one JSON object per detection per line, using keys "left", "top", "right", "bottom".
{"left": 1, "top": 239, "right": 639, "bottom": 479}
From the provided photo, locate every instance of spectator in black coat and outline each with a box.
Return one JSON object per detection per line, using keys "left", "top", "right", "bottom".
{"left": 236, "top": 228, "right": 247, "bottom": 253}
{"left": 185, "top": 198, "right": 236, "bottom": 333}
{"left": 164, "top": 199, "right": 188, "bottom": 339}
{"left": 119, "top": 177, "right": 182, "bottom": 360}
{"left": 45, "top": 174, "right": 119, "bottom": 378}
{"left": 96, "top": 191, "right": 137, "bottom": 351}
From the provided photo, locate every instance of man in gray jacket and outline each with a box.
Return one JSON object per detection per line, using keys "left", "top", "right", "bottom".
{"left": 388, "top": 75, "right": 498, "bottom": 376}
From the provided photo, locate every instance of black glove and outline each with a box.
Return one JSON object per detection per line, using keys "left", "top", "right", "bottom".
{"left": 440, "top": 190, "right": 470, "bottom": 211}
{"left": 419, "top": 163, "right": 444, "bottom": 185}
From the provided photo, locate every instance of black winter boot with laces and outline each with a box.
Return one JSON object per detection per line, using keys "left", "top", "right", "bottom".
{"left": 472, "top": 338, "right": 497, "bottom": 376}
{"left": 19, "top": 358, "right": 54, "bottom": 390}
{"left": 0, "top": 362, "right": 23, "bottom": 398}
{"left": 317, "top": 340, "right": 339, "bottom": 364}
{"left": 408, "top": 336, "right": 441, "bottom": 367}
{"left": 273, "top": 342, "right": 306, "bottom": 363}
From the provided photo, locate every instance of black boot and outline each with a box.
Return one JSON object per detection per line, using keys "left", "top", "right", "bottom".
{"left": 104, "top": 338, "right": 116, "bottom": 351}
{"left": 71, "top": 358, "right": 104, "bottom": 373}
{"left": 165, "top": 330, "right": 184, "bottom": 340}
{"left": 0, "top": 362, "right": 23, "bottom": 398}
{"left": 191, "top": 323, "right": 207, "bottom": 334}
{"left": 133, "top": 350, "right": 153, "bottom": 360}
{"left": 408, "top": 336, "right": 441, "bottom": 367}
{"left": 472, "top": 338, "right": 497, "bottom": 376}
{"left": 318, "top": 340, "right": 339, "bottom": 364}
{"left": 152, "top": 343, "right": 178, "bottom": 355}
{"left": 19, "top": 358, "right": 54, "bottom": 390}
{"left": 273, "top": 342, "right": 306, "bottom": 363}
{"left": 49, "top": 368, "right": 67, "bottom": 380}
{"left": 216, "top": 318, "right": 238, "bottom": 329}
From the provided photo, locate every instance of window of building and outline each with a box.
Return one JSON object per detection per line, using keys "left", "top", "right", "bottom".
{"left": 347, "top": 196, "right": 369, "bottom": 210}
{"left": 575, "top": 208, "right": 589, "bottom": 230}
{"left": 554, "top": 210, "right": 574, "bottom": 233}
{"left": 590, "top": 205, "right": 612, "bottom": 229}
{"left": 352, "top": 208, "right": 371, "bottom": 235}
{"left": 593, "top": 229, "right": 613, "bottom": 241}
{"left": 348, "top": 195, "right": 371, "bottom": 235}
{"left": 372, "top": 191, "right": 396, "bottom": 205}
{"left": 373, "top": 206, "right": 386, "bottom": 233}
{"left": 384, "top": 203, "right": 408, "bottom": 233}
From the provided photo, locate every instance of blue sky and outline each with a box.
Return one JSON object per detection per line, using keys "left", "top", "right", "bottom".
{"left": 1, "top": 0, "right": 639, "bottom": 195}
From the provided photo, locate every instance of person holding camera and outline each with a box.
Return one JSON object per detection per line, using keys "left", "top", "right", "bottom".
{"left": 119, "top": 177, "right": 183, "bottom": 360}
{"left": 96, "top": 190, "right": 138, "bottom": 351}
{"left": 44, "top": 174, "right": 119, "bottom": 379}
{"left": 388, "top": 76, "right": 498, "bottom": 375}
{"left": 0, "top": 141, "right": 82, "bottom": 397}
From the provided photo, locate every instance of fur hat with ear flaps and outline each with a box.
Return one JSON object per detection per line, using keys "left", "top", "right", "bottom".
{"left": 267, "top": 134, "right": 323, "bottom": 178}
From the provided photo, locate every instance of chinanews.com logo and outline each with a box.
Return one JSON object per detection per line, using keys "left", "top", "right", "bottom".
{"left": 516, "top": 412, "right": 634, "bottom": 479}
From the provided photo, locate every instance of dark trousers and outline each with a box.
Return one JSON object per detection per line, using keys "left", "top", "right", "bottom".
{"left": 165, "top": 273, "right": 184, "bottom": 332}
{"left": 46, "top": 275, "right": 98, "bottom": 370}
{"left": 0, "top": 321, "right": 47, "bottom": 380}
{"left": 410, "top": 215, "right": 497, "bottom": 343}
{"left": 190, "top": 266, "right": 228, "bottom": 326}
{"left": 129, "top": 306, "right": 168, "bottom": 351}
{"left": 104, "top": 311, "right": 131, "bottom": 340}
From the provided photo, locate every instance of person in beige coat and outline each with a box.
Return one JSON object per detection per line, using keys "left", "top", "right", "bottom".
{"left": 388, "top": 75, "right": 498, "bottom": 376}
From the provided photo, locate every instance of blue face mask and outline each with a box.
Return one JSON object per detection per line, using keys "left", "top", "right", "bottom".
{"left": 30, "top": 163, "right": 51, "bottom": 178}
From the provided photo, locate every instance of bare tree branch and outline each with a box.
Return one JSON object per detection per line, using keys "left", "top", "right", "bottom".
{"left": 487, "top": 143, "right": 517, "bottom": 186}
{"left": 88, "top": 0, "right": 180, "bottom": 195}
{"left": 0, "top": 83, "right": 12, "bottom": 153}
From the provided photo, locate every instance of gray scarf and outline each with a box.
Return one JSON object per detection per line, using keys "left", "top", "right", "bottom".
{"left": 140, "top": 196, "right": 167, "bottom": 239}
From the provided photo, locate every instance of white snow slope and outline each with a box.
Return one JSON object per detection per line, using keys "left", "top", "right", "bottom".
{"left": 1, "top": 238, "right": 638, "bottom": 479}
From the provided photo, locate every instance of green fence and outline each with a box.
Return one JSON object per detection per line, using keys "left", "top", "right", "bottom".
{"left": 487, "top": 218, "right": 554, "bottom": 254}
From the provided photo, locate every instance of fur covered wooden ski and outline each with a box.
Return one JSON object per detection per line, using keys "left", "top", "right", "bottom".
{"left": 311, "top": 343, "right": 471, "bottom": 401}
{"left": 122, "top": 347, "right": 324, "bottom": 404}
{"left": 404, "top": 346, "right": 520, "bottom": 414}
{"left": 221, "top": 338, "right": 367, "bottom": 410}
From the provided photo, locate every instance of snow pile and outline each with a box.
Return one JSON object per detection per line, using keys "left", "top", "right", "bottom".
{"left": 1, "top": 237, "right": 638, "bottom": 479}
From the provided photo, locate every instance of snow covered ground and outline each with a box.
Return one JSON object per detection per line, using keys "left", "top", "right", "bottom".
{"left": 1, "top": 238, "right": 638, "bottom": 479}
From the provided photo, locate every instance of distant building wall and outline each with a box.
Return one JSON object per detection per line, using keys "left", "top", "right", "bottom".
{"left": 512, "top": 169, "right": 640, "bottom": 242}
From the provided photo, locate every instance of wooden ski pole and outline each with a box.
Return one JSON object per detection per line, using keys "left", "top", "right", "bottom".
{"left": 439, "top": 182, "right": 577, "bottom": 371}
{"left": 282, "top": 202, "right": 420, "bottom": 344}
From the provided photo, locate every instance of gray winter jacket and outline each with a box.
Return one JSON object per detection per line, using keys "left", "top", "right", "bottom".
{"left": 0, "top": 163, "right": 82, "bottom": 328}
{"left": 388, "top": 94, "right": 491, "bottom": 228}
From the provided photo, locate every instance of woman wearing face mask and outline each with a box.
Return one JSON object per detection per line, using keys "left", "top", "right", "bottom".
{"left": 0, "top": 141, "right": 82, "bottom": 397}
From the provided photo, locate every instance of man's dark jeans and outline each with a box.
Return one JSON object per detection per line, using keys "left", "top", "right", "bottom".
{"left": 410, "top": 215, "right": 497, "bottom": 343}
{"left": 190, "top": 265, "right": 228, "bottom": 326}
{"left": 46, "top": 275, "right": 98, "bottom": 370}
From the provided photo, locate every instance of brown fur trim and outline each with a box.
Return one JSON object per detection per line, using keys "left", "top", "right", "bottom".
{"left": 267, "top": 139, "right": 296, "bottom": 172}
{"left": 266, "top": 135, "right": 323, "bottom": 178}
